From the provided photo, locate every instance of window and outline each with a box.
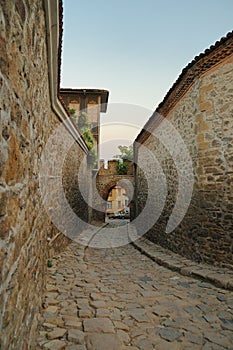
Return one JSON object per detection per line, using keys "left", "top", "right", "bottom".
{"left": 107, "top": 201, "right": 112, "bottom": 209}
{"left": 118, "top": 201, "right": 121, "bottom": 209}
{"left": 118, "top": 189, "right": 121, "bottom": 196}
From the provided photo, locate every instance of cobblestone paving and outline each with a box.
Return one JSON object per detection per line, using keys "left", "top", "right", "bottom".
{"left": 37, "top": 236, "right": 233, "bottom": 349}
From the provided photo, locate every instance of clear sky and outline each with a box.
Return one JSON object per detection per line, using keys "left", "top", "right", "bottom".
{"left": 61, "top": 0, "right": 233, "bottom": 159}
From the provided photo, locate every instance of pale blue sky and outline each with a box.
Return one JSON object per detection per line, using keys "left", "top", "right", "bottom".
{"left": 61, "top": 0, "right": 233, "bottom": 159}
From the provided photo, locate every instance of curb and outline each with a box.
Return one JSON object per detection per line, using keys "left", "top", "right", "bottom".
{"left": 128, "top": 229, "right": 233, "bottom": 291}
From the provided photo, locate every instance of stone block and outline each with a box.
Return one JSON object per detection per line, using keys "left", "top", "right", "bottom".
{"left": 67, "top": 329, "right": 85, "bottom": 344}
{"left": 83, "top": 318, "right": 115, "bottom": 333}
{"left": 86, "top": 334, "right": 122, "bottom": 350}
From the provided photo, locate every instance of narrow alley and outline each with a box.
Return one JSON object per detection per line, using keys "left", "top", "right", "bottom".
{"left": 1, "top": 2, "right": 233, "bottom": 349}
{"left": 36, "top": 224, "right": 233, "bottom": 350}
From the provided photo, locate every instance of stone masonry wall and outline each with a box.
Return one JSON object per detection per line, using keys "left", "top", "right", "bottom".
{"left": 62, "top": 143, "right": 93, "bottom": 234}
{"left": 0, "top": 1, "right": 91, "bottom": 349}
{"left": 135, "top": 54, "right": 233, "bottom": 268}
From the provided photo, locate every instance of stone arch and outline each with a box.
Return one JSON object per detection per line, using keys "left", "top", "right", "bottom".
{"left": 100, "top": 177, "right": 134, "bottom": 202}
{"left": 104, "top": 181, "right": 120, "bottom": 201}
{"left": 93, "top": 175, "right": 134, "bottom": 222}
{"left": 92, "top": 160, "right": 134, "bottom": 222}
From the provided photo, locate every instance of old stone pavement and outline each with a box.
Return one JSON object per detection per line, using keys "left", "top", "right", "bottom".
{"left": 36, "top": 222, "right": 233, "bottom": 350}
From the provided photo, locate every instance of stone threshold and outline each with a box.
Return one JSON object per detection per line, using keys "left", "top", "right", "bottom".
{"left": 128, "top": 228, "right": 233, "bottom": 291}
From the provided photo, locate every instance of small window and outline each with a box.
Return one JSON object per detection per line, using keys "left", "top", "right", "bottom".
{"left": 107, "top": 201, "right": 112, "bottom": 209}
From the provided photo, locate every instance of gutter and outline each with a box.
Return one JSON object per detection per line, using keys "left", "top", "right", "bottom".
{"left": 44, "top": 0, "right": 89, "bottom": 153}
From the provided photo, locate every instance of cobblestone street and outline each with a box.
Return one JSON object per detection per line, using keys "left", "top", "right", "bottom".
{"left": 37, "top": 226, "right": 233, "bottom": 350}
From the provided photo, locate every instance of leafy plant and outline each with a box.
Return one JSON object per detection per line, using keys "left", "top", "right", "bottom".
{"left": 67, "top": 111, "right": 98, "bottom": 166}
{"left": 83, "top": 129, "right": 95, "bottom": 150}
{"left": 117, "top": 161, "right": 129, "bottom": 175}
{"left": 74, "top": 113, "right": 97, "bottom": 166}
{"left": 113, "top": 145, "right": 134, "bottom": 161}
{"left": 69, "top": 108, "right": 76, "bottom": 115}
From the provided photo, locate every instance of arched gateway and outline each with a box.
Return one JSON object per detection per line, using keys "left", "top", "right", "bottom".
{"left": 93, "top": 160, "right": 134, "bottom": 221}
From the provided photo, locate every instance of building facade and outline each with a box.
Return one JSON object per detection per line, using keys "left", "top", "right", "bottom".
{"left": 106, "top": 185, "right": 129, "bottom": 215}
{"left": 60, "top": 88, "right": 109, "bottom": 164}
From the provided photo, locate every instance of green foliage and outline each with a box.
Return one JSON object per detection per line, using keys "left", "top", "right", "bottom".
{"left": 69, "top": 108, "right": 76, "bottom": 115}
{"left": 69, "top": 108, "right": 79, "bottom": 123}
{"left": 75, "top": 113, "right": 94, "bottom": 149}
{"left": 83, "top": 129, "right": 94, "bottom": 150}
{"left": 75, "top": 113, "right": 97, "bottom": 166}
{"left": 68, "top": 111, "right": 97, "bottom": 166}
{"left": 113, "top": 144, "right": 134, "bottom": 161}
{"left": 116, "top": 161, "right": 129, "bottom": 175}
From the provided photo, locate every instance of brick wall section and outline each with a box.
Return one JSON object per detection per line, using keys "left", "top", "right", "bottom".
{"left": 0, "top": 1, "right": 91, "bottom": 349}
{"left": 135, "top": 39, "right": 233, "bottom": 268}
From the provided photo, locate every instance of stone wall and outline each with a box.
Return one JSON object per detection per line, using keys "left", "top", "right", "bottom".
{"left": 135, "top": 35, "right": 233, "bottom": 268}
{"left": 0, "top": 1, "right": 91, "bottom": 349}
{"left": 62, "top": 142, "right": 93, "bottom": 232}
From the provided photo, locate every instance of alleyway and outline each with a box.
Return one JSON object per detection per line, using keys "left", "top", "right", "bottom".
{"left": 37, "top": 225, "right": 233, "bottom": 350}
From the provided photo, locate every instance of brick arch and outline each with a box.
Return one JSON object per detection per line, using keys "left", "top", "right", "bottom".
{"left": 103, "top": 180, "right": 121, "bottom": 201}
{"left": 92, "top": 160, "right": 134, "bottom": 221}
{"left": 98, "top": 176, "right": 134, "bottom": 202}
